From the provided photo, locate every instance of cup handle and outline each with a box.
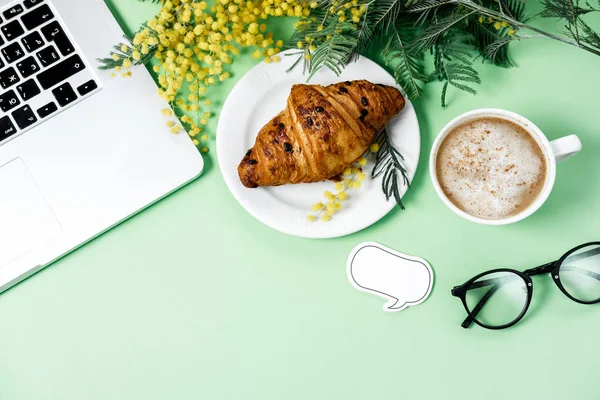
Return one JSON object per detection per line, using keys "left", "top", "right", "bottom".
{"left": 549, "top": 134, "right": 582, "bottom": 163}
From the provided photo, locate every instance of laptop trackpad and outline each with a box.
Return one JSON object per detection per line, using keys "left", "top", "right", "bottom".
{"left": 0, "top": 158, "right": 62, "bottom": 267}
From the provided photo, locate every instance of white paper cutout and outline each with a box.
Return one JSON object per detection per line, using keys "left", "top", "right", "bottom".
{"left": 347, "top": 242, "right": 434, "bottom": 312}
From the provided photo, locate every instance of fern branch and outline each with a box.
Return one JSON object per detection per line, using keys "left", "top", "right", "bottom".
{"left": 410, "top": 10, "right": 476, "bottom": 52}
{"left": 382, "top": 25, "right": 427, "bottom": 98}
{"left": 428, "top": 31, "right": 480, "bottom": 107}
{"left": 372, "top": 0, "right": 405, "bottom": 34}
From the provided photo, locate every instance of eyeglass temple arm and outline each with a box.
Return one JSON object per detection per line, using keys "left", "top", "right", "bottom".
{"left": 559, "top": 265, "right": 600, "bottom": 280}
{"left": 460, "top": 283, "right": 501, "bottom": 328}
{"left": 548, "top": 246, "right": 600, "bottom": 280}
{"left": 565, "top": 246, "right": 600, "bottom": 263}
{"left": 454, "top": 274, "right": 519, "bottom": 328}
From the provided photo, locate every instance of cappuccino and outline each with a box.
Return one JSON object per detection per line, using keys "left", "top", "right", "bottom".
{"left": 436, "top": 117, "right": 547, "bottom": 220}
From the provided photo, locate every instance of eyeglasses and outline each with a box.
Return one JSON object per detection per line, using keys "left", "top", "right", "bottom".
{"left": 451, "top": 242, "right": 600, "bottom": 330}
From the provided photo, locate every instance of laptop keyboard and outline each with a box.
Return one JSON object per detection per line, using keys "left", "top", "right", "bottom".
{"left": 0, "top": 0, "right": 100, "bottom": 145}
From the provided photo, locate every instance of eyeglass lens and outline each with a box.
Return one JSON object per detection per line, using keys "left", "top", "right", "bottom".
{"left": 465, "top": 271, "right": 528, "bottom": 327}
{"left": 559, "top": 244, "right": 600, "bottom": 302}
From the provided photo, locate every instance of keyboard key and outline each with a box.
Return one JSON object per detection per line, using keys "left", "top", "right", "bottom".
{"left": 54, "top": 33, "right": 73, "bottom": 55}
{"left": 41, "top": 21, "right": 73, "bottom": 56}
{"left": 1, "top": 20, "right": 25, "bottom": 42}
{"left": 0, "top": 67, "right": 20, "bottom": 88}
{"left": 3, "top": 5, "right": 24, "bottom": 20}
{"left": 12, "top": 104, "right": 37, "bottom": 129}
{"left": 0, "top": 116, "right": 17, "bottom": 140}
{"left": 77, "top": 80, "right": 97, "bottom": 96}
{"left": 21, "top": 31, "right": 44, "bottom": 52}
{"left": 16, "top": 56, "right": 39, "bottom": 77}
{"left": 2, "top": 42, "right": 25, "bottom": 62}
{"left": 36, "top": 45, "right": 59, "bottom": 67}
{"left": 24, "top": 0, "right": 45, "bottom": 9}
{"left": 37, "top": 101, "right": 56, "bottom": 118}
{"left": 21, "top": 4, "right": 53, "bottom": 30}
{"left": 37, "top": 54, "right": 84, "bottom": 90}
{"left": 16, "top": 79, "right": 40, "bottom": 100}
{"left": 41, "top": 21, "right": 60, "bottom": 41}
{"left": 0, "top": 90, "right": 20, "bottom": 112}
{"left": 52, "top": 82, "right": 77, "bottom": 107}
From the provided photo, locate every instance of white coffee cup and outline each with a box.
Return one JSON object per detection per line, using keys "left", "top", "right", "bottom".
{"left": 430, "top": 109, "right": 582, "bottom": 225}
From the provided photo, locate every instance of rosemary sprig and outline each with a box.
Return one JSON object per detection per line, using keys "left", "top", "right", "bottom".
{"left": 372, "top": 128, "right": 410, "bottom": 209}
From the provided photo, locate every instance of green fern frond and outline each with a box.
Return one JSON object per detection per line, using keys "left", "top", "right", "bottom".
{"left": 578, "top": 20, "right": 600, "bottom": 48}
{"left": 540, "top": 0, "right": 593, "bottom": 22}
{"left": 286, "top": 0, "right": 600, "bottom": 108}
{"left": 435, "top": 31, "right": 475, "bottom": 60}
{"left": 354, "top": 3, "right": 376, "bottom": 56}
{"left": 499, "top": 0, "right": 526, "bottom": 21}
{"left": 307, "top": 22, "right": 359, "bottom": 79}
{"left": 405, "top": 0, "right": 455, "bottom": 14}
{"left": 382, "top": 25, "right": 427, "bottom": 98}
{"left": 482, "top": 36, "right": 518, "bottom": 64}
{"left": 410, "top": 10, "right": 476, "bottom": 52}
{"left": 406, "top": 0, "right": 458, "bottom": 26}
{"left": 371, "top": 0, "right": 405, "bottom": 34}
{"left": 429, "top": 31, "right": 480, "bottom": 107}
{"left": 467, "top": 21, "right": 515, "bottom": 66}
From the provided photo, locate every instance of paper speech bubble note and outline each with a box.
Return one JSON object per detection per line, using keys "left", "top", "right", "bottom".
{"left": 347, "top": 242, "right": 434, "bottom": 312}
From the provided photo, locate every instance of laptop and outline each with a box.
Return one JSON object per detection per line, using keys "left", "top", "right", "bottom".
{"left": 0, "top": 0, "right": 204, "bottom": 293}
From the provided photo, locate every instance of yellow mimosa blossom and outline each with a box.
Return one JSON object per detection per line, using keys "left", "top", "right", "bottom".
{"left": 103, "top": 0, "right": 312, "bottom": 150}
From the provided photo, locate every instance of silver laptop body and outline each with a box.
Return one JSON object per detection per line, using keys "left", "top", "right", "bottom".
{"left": 0, "top": 0, "right": 204, "bottom": 292}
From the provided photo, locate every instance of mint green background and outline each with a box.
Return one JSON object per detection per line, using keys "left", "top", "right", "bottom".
{"left": 1, "top": 1, "right": 600, "bottom": 399}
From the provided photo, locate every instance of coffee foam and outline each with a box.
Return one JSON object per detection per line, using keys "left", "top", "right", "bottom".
{"left": 436, "top": 117, "right": 547, "bottom": 220}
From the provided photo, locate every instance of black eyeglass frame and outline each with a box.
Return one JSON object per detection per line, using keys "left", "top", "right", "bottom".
{"left": 451, "top": 242, "right": 600, "bottom": 330}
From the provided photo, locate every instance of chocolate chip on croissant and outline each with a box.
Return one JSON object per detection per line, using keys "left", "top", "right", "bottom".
{"left": 238, "top": 80, "right": 405, "bottom": 188}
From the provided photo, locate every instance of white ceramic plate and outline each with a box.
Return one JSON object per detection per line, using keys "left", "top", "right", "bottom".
{"left": 217, "top": 50, "right": 420, "bottom": 239}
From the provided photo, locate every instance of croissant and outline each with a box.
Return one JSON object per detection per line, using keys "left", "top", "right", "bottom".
{"left": 238, "top": 80, "right": 405, "bottom": 188}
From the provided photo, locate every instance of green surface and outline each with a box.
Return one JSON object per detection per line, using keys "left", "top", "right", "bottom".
{"left": 1, "top": 1, "right": 600, "bottom": 399}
